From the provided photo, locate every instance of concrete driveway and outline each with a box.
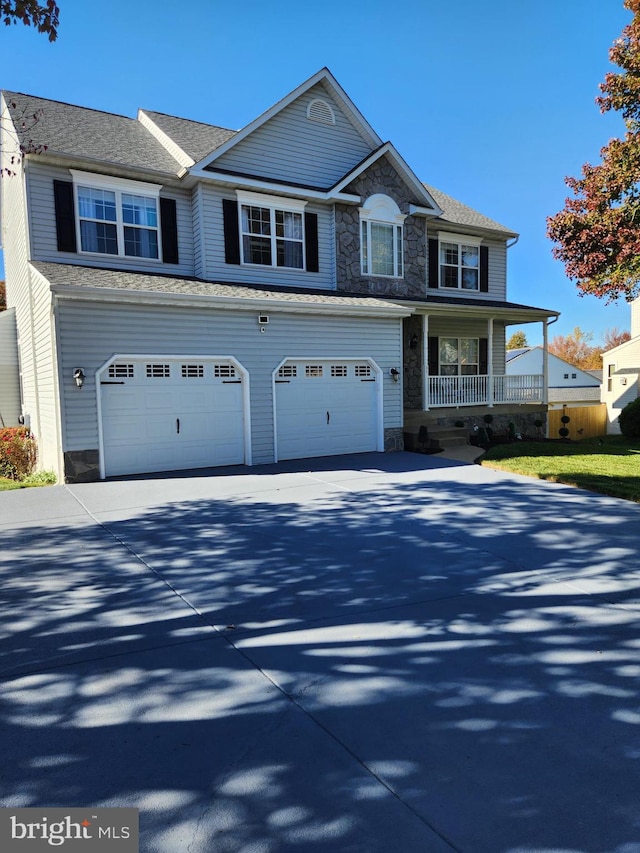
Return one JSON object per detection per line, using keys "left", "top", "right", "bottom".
{"left": 1, "top": 451, "right": 639, "bottom": 853}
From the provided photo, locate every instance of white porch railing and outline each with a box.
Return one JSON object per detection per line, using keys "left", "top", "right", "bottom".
{"left": 428, "top": 374, "right": 544, "bottom": 407}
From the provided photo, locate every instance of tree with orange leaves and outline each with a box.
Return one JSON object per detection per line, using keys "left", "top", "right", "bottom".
{"left": 548, "top": 1, "right": 640, "bottom": 302}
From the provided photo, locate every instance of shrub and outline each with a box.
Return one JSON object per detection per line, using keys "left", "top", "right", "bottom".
{"left": 0, "top": 427, "right": 37, "bottom": 480}
{"left": 21, "top": 470, "right": 56, "bottom": 486}
{"left": 618, "top": 396, "right": 640, "bottom": 439}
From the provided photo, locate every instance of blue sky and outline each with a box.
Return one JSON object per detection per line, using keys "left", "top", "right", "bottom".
{"left": 0, "top": 0, "right": 634, "bottom": 345}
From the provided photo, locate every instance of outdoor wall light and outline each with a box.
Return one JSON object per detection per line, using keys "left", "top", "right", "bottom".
{"left": 390, "top": 367, "right": 400, "bottom": 382}
{"left": 73, "top": 368, "right": 85, "bottom": 388}
{"left": 409, "top": 334, "right": 418, "bottom": 350}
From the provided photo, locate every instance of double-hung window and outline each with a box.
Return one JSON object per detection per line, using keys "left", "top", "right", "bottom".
{"left": 439, "top": 338, "right": 479, "bottom": 376}
{"left": 237, "top": 191, "right": 306, "bottom": 269}
{"left": 71, "top": 171, "right": 161, "bottom": 260}
{"left": 438, "top": 232, "right": 482, "bottom": 290}
{"left": 360, "top": 194, "right": 405, "bottom": 278}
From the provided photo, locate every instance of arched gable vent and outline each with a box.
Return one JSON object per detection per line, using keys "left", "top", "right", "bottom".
{"left": 307, "top": 98, "right": 335, "bottom": 126}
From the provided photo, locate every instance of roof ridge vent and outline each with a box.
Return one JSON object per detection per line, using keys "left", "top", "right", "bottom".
{"left": 307, "top": 98, "right": 335, "bottom": 126}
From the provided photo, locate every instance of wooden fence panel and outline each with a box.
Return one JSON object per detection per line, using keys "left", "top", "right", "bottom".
{"left": 548, "top": 405, "right": 607, "bottom": 440}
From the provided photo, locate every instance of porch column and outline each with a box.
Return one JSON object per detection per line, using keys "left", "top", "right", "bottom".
{"left": 542, "top": 319, "right": 549, "bottom": 405}
{"left": 422, "top": 314, "right": 429, "bottom": 410}
{"left": 487, "top": 317, "right": 494, "bottom": 407}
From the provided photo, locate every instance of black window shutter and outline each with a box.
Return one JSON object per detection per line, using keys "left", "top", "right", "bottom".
{"left": 480, "top": 245, "right": 489, "bottom": 292}
{"left": 428, "top": 238, "right": 439, "bottom": 288}
{"left": 53, "top": 180, "right": 77, "bottom": 253}
{"left": 428, "top": 337, "right": 439, "bottom": 374}
{"left": 160, "top": 197, "right": 179, "bottom": 265}
{"left": 222, "top": 199, "right": 241, "bottom": 265}
{"left": 479, "top": 338, "right": 489, "bottom": 374}
{"left": 304, "top": 212, "right": 319, "bottom": 272}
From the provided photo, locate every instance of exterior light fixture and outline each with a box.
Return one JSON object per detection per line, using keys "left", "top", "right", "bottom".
{"left": 390, "top": 367, "right": 400, "bottom": 382}
{"left": 409, "top": 334, "right": 418, "bottom": 350}
{"left": 73, "top": 368, "right": 85, "bottom": 388}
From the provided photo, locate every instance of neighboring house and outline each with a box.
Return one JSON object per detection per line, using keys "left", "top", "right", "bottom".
{"left": 506, "top": 346, "right": 601, "bottom": 409}
{"left": 601, "top": 298, "right": 640, "bottom": 433}
{"left": 0, "top": 69, "right": 559, "bottom": 482}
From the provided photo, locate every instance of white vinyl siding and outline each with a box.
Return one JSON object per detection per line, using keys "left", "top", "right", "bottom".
{"left": 29, "top": 268, "right": 60, "bottom": 471}
{"left": 212, "top": 84, "right": 372, "bottom": 188}
{"left": 602, "top": 338, "right": 640, "bottom": 433}
{"left": 55, "top": 300, "right": 403, "bottom": 466}
{"left": 428, "top": 317, "right": 506, "bottom": 374}
{"left": 25, "top": 162, "right": 195, "bottom": 275}
{"left": 631, "top": 299, "right": 640, "bottom": 339}
{"left": 0, "top": 309, "right": 21, "bottom": 426}
{"left": 202, "top": 185, "right": 335, "bottom": 289}
{"left": 0, "top": 116, "right": 62, "bottom": 467}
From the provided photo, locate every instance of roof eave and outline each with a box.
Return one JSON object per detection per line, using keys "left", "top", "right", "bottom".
{"left": 50, "top": 283, "right": 413, "bottom": 318}
{"left": 23, "top": 151, "right": 185, "bottom": 184}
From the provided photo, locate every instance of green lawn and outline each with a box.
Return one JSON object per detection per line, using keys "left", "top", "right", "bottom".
{"left": 481, "top": 435, "right": 640, "bottom": 502}
{"left": 0, "top": 478, "right": 24, "bottom": 491}
{"left": 0, "top": 471, "right": 57, "bottom": 491}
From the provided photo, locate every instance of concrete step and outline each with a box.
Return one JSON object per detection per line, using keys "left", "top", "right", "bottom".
{"left": 403, "top": 423, "right": 470, "bottom": 451}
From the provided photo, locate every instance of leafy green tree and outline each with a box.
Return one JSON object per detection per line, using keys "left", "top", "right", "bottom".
{"left": 547, "top": 0, "right": 640, "bottom": 302}
{"left": 507, "top": 330, "right": 528, "bottom": 349}
{"left": 1, "top": 1, "right": 59, "bottom": 41}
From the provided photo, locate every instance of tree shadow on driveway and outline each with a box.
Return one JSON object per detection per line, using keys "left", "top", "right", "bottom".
{"left": 1, "top": 465, "right": 639, "bottom": 853}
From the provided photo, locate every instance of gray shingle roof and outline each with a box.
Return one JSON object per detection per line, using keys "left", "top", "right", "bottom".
{"left": 424, "top": 183, "right": 518, "bottom": 238}
{"left": 32, "top": 262, "right": 407, "bottom": 312}
{"left": 548, "top": 387, "right": 602, "bottom": 402}
{"left": 141, "top": 110, "right": 237, "bottom": 163}
{"left": 2, "top": 92, "right": 182, "bottom": 175}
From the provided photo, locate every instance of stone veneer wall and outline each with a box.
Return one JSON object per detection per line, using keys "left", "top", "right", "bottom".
{"left": 336, "top": 155, "right": 427, "bottom": 298}
{"left": 428, "top": 410, "right": 547, "bottom": 436}
{"left": 384, "top": 427, "right": 404, "bottom": 452}
{"left": 403, "top": 315, "right": 423, "bottom": 410}
{"left": 64, "top": 449, "right": 100, "bottom": 483}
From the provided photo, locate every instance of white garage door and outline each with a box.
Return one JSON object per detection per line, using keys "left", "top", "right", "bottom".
{"left": 100, "top": 357, "right": 245, "bottom": 477}
{"left": 275, "top": 359, "right": 380, "bottom": 461}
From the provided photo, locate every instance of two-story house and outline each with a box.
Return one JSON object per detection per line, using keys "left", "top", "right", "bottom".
{"left": 0, "top": 69, "right": 558, "bottom": 482}
{"left": 601, "top": 298, "right": 640, "bottom": 433}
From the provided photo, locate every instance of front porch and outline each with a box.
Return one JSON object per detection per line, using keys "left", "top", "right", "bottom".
{"left": 403, "top": 403, "right": 548, "bottom": 453}
{"left": 427, "top": 373, "right": 544, "bottom": 407}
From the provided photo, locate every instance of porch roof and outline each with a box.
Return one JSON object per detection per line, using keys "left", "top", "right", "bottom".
{"left": 392, "top": 293, "right": 559, "bottom": 324}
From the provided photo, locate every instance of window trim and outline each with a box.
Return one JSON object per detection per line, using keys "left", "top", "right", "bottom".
{"left": 359, "top": 194, "right": 405, "bottom": 279}
{"left": 437, "top": 231, "right": 482, "bottom": 291}
{"left": 236, "top": 190, "right": 307, "bottom": 270}
{"left": 438, "top": 336, "right": 480, "bottom": 376}
{"left": 70, "top": 170, "right": 163, "bottom": 262}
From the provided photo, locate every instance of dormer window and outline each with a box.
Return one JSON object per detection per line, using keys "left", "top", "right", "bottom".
{"left": 359, "top": 194, "right": 405, "bottom": 278}
{"left": 70, "top": 171, "right": 161, "bottom": 260}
